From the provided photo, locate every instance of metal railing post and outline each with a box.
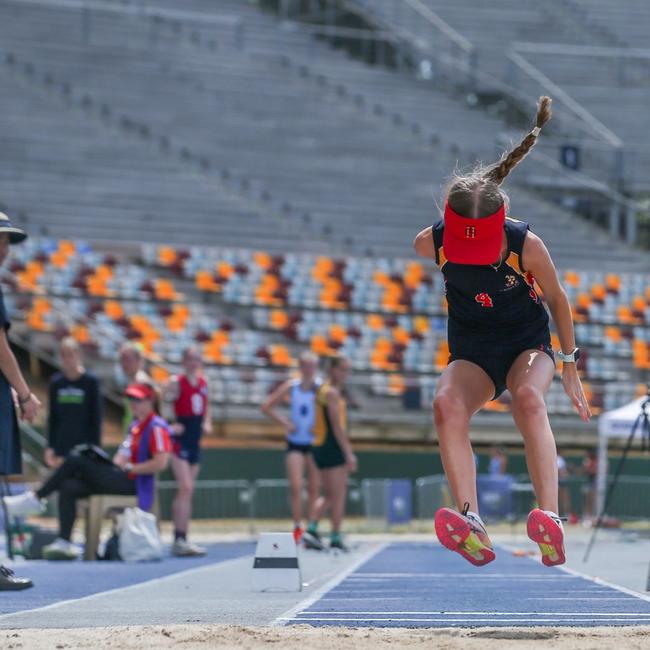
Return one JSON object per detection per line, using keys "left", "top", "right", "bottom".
{"left": 625, "top": 203, "right": 637, "bottom": 245}
{"left": 609, "top": 202, "right": 620, "bottom": 238}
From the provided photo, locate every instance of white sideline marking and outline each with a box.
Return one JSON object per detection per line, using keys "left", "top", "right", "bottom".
{"left": 0, "top": 555, "right": 249, "bottom": 622}
{"left": 294, "top": 611, "right": 650, "bottom": 616}
{"left": 557, "top": 564, "right": 650, "bottom": 604}
{"left": 271, "top": 543, "right": 387, "bottom": 627}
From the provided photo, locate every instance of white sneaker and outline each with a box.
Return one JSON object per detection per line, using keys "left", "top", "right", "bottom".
{"left": 42, "top": 538, "right": 80, "bottom": 561}
{"left": 172, "top": 538, "right": 207, "bottom": 557}
{"left": 2, "top": 491, "right": 44, "bottom": 518}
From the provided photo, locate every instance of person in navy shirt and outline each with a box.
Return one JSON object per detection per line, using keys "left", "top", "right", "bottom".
{"left": 413, "top": 97, "right": 591, "bottom": 568}
{"left": 45, "top": 337, "right": 102, "bottom": 468}
{"left": 0, "top": 212, "right": 40, "bottom": 590}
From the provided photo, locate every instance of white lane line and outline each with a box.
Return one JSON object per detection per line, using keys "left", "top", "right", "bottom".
{"left": 278, "top": 616, "right": 650, "bottom": 624}
{"left": 0, "top": 554, "right": 251, "bottom": 622}
{"left": 346, "top": 572, "right": 578, "bottom": 579}
{"left": 557, "top": 564, "right": 650, "bottom": 604}
{"left": 294, "top": 611, "right": 650, "bottom": 616}
{"left": 271, "top": 543, "right": 387, "bottom": 627}
{"left": 526, "top": 597, "right": 638, "bottom": 601}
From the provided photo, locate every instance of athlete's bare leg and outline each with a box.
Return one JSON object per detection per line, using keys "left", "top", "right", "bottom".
{"left": 171, "top": 456, "right": 198, "bottom": 536}
{"left": 305, "top": 453, "right": 323, "bottom": 522}
{"left": 320, "top": 466, "right": 348, "bottom": 533}
{"left": 433, "top": 360, "right": 495, "bottom": 514}
{"left": 285, "top": 451, "right": 306, "bottom": 525}
{"left": 507, "top": 350, "right": 557, "bottom": 513}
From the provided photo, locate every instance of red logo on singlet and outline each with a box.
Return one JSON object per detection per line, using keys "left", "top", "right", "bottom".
{"left": 475, "top": 292, "right": 493, "bottom": 308}
{"left": 465, "top": 226, "right": 477, "bottom": 239}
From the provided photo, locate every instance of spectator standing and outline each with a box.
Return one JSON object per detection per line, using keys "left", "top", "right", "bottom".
{"left": 0, "top": 213, "right": 40, "bottom": 590}
{"left": 116, "top": 342, "right": 153, "bottom": 433}
{"left": 164, "top": 346, "right": 211, "bottom": 557}
{"left": 261, "top": 351, "right": 322, "bottom": 545}
{"left": 45, "top": 337, "right": 102, "bottom": 469}
{"left": 309, "top": 354, "right": 357, "bottom": 551}
{"left": 488, "top": 447, "right": 508, "bottom": 476}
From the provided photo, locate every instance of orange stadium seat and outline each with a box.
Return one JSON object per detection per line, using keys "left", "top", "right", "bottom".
{"left": 605, "top": 273, "right": 621, "bottom": 293}
{"left": 158, "top": 246, "right": 177, "bottom": 267}
{"left": 367, "top": 314, "right": 384, "bottom": 331}
{"left": 70, "top": 324, "right": 91, "bottom": 345}
{"left": 254, "top": 251, "right": 272, "bottom": 270}
{"left": 104, "top": 300, "right": 124, "bottom": 320}
{"left": 270, "top": 344, "right": 293, "bottom": 367}
{"left": 591, "top": 283, "right": 606, "bottom": 303}
{"left": 404, "top": 261, "right": 424, "bottom": 290}
{"left": 195, "top": 270, "right": 221, "bottom": 292}
{"left": 413, "top": 316, "right": 429, "bottom": 335}
{"left": 311, "top": 333, "right": 332, "bottom": 356}
{"left": 269, "top": 309, "right": 289, "bottom": 330}
{"left": 329, "top": 323, "right": 347, "bottom": 344}
{"left": 312, "top": 256, "right": 334, "bottom": 282}
{"left": 563, "top": 271, "right": 580, "bottom": 288}
{"left": 216, "top": 261, "right": 235, "bottom": 279}
{"left": 154, "top": 279, "right": 178, "bottom": 301}
{"left": 392, "top": 326, "right": 410, "bottom": 346}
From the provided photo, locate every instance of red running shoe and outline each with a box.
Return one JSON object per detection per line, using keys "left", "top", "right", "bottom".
{"left": 434, "top": 503, "right": 495, "bottom": 566}
{"left": 527, "top": 509, "right": 566, "bottom": 566}
{"left": 292, "top": 526, "right": 304, "bottom": 545}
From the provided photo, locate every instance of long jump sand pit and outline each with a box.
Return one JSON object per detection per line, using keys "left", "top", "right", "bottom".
{"left": 4, "top": 625, "right": 650, "bottom": 650}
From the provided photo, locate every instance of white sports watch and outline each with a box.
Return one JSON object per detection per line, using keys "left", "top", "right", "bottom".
{"left": 557, "top": 347, "right": 580, "bottom": 363}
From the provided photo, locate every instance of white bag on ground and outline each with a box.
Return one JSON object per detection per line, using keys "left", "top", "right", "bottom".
{"left": 118, "top": 507, "right": 163, "bottom": 562}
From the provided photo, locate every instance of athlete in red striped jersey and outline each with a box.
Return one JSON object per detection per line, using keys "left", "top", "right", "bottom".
{"left": 164, "top": 346, "right": 212, "bottom": 557}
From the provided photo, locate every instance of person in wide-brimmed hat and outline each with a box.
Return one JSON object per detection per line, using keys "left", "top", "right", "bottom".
{"left": 0, "top": 211, "right": 40, "bottom": 589}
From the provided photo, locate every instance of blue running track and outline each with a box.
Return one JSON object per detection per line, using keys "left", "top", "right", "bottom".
{"left": 0, "top": 542, "right": 255, "bottom": 616}
{"left": 284, "top": 543, "right": 650, "bottom": 627}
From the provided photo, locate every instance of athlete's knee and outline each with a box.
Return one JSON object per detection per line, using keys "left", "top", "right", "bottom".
{"left": 433, "top": 388, "right": 469, "bottom": 427}
{"left": 511, "top": 384, "right": 546, "bottom": 416}
{"left": 176, "top": 478, "right": 194, "bottom": 497}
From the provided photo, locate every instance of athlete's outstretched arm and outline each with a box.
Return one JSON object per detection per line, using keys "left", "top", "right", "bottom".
{"left": 413, "top": 226, "right": 435, "bottom": 259}
{"left": 522, "top": 232, "right": 592, "bottom": 422}
{"left": 260, "top": 379, "right": 294, "bottom": 431}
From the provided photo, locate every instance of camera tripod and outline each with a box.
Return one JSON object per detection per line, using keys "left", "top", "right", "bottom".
{"left": 583, "top": 389, "right": 650, "bottom": 562}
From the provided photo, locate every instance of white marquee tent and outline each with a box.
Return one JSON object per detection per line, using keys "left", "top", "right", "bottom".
{"left": 596, "top": 395, "right": 648, "bottom": 513}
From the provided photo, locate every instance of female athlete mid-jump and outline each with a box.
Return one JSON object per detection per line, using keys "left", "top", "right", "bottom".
{"left": 413, "top": 96, "right": 591, "bottom": 567}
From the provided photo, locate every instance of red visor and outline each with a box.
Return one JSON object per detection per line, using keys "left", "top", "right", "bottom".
{"left": 124, "top": 383, "right": 155, "bottom": 401}
{"left": 442, "top": 202, "right": 506, "bottom": 265}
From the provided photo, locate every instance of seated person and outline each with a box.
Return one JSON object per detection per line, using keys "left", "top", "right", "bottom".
{"left": 3, "top": 383, "right": 171, "bottom": 560}
{"left": 45, "top": 337, "right": 102, "bottom": 469}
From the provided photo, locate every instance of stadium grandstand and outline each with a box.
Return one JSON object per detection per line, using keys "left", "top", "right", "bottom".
{"left": 1, "top": 0, "right": 648, "bottom": 453}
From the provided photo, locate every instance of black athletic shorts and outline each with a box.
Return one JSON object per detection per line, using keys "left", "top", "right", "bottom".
{"left": 448, "top": 325, "right": 555, "bottom": 400}
{"left": 286, "top": 441, "right": 312, "bottom": 455}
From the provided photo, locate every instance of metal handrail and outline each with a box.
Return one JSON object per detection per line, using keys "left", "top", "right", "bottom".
{"left": 401, "top": 0, "right": 473, "bottom": 53}
{"left": 507, "top": 50, "right": 623, "bottom": 148}
{"left": 7, "top": 0, "right": 246, "bottom": 49}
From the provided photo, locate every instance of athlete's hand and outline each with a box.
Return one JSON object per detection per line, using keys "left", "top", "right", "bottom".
{"left": 345, "top": 452, "right": 358, "bottom": 473}
{"left": 561, "top": 365, "right": 592, "bottom": 422}
{"left": 171, "top": 422, "right": 185, "bottom": 436}
{"left": 202, "top": 420, "right": 213, "bottom": 436}
{"left": 20, "top": 392, "right": 41, "bottom": 422}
